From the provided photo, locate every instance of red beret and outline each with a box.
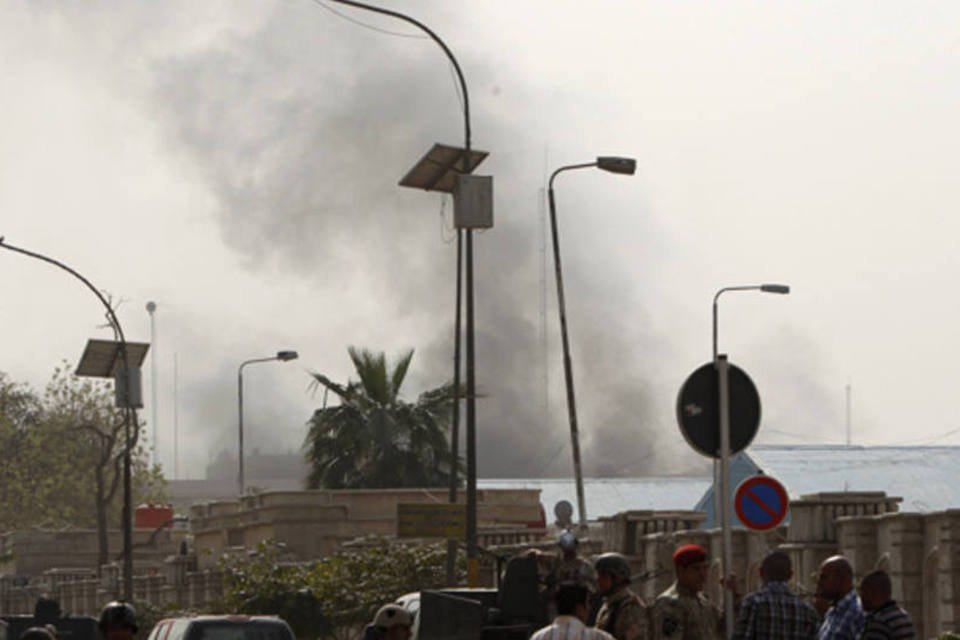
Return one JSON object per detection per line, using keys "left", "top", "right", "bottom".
{"left": 673, "top": 544, "right": 708, "bottom": 568}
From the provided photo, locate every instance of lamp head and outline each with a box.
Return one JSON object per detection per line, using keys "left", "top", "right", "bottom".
{"left": 276, "top": 350, "right": 299, "bottom": 362}
{"left": 760, "top": 284, "right": 790, "bottom": 294}
{"left": 596, "top": 156, "right": 637, "bottom": 176}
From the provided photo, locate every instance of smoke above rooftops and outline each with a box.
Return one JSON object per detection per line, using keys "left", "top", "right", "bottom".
{"left": 143, "top": 3, "right": 705, "bottom": 477}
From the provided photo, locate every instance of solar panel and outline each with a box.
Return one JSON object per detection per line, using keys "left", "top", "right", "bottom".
{"left": 398, "top": 143, "right": 489, "bottom": 193}
{"left": 75, "top": 339, "right": 150, "bottom": 377}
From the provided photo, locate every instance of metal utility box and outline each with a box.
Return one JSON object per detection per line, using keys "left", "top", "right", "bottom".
{"left": 114, "top": 367, "right": 144, "bottom": 408}
{"left": 454, "top": 175, "right": 494, "bottom": 229}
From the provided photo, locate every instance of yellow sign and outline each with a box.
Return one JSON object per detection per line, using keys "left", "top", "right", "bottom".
{"left": 397, "top": 503, "right": 467, "bottom": 538}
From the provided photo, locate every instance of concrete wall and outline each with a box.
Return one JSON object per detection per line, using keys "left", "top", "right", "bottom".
{"left": 0, "top": 528, "right": 186, "bottom": 577}
{"left": 190, "top": 488, "right": 545, "bottom": 568}
{"left": 9, "top": 489, "right": 960, "bottom": 637}
{"left": 595, "top": 492, "right": 960, "bottom": 638}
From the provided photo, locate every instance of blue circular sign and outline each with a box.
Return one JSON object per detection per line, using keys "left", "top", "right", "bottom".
{"left": 735, "top": 475, "right": 789, "bottom": 531}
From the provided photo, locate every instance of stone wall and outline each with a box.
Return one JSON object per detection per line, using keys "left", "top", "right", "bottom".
{"left": 0, "top": 558, "right": 221, "bottom": 617}
{"left": 7, "top": 489, "right": 960, "bottom": 637}
{"left": 832, "top": 509, "right": 960, "bottom": 638}
{"left": 0, "top": 528, "right": 187, "bottom": 578}
{"left": 596, "top": 492, "right": 960, "bottom": 638}
{"left": 190, "top": 488, "right": 545, "bottom": 568}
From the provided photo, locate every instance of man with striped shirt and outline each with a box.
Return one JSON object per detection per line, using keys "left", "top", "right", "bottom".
{"left": 732, "top": 551, "right": 819, "bottom": 640}
{"left": 530, "top": 583, "right": 616, "bottom": 640}
{"left": 858, "top": 570, "right": 915, "bottom": 640}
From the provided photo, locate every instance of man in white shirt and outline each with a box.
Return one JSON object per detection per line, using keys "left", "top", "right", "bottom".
{"left": 531, "top": 583, "right": 616, "bottom": 640}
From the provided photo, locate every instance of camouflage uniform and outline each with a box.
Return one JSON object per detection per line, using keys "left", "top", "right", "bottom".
{"left": 552, "top": 555, "right": 597, "bottom": 592}
{"left": 596, "top": 586, "right": 649, "bottom": 640}
{"left": 651, "top": 581, "right": 723, "bottom": 640}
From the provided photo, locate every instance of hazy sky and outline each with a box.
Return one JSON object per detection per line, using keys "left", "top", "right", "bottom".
{"left": 2, "top": 2, "right": 959, "bottom": 480}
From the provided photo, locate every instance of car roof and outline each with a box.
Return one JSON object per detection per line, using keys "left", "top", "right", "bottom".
{"left": 156, "top": 616, "right": 286, "bottom": 624}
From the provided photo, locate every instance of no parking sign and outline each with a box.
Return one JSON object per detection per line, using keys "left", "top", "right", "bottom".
{"left": 734, "top": 475, "right": 789, "bottom": 531}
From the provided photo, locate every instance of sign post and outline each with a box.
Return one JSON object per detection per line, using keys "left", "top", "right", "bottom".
{"left": 677, "top": 357, "right": 761, "bottom": 639}
{"left": 717, "top": 354, "right": 734, "bottom": 638}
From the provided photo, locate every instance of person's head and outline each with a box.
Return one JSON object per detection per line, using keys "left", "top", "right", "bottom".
{"left": 858, "top": 570, "right": 892, "bottom": 612}
{"left": 760, "top": 550, "right": 792, "bottom": 584}
{"left": 594, "top": 553, "right": 631, "bottom": 595}
{"left": 33, "top": 598, "right": 61, "bottom": 624}
{"left": 673, "top": 544, "right": 709, "bottom": 593}
{"left": 558, "top": 530, "right": 578, "bottom": 560}
{"left": 372, "top": 604, "right": 412, "bottom": 640}
{"left": 554, "top": 582, "right": 591, "bottom": 621}
{"left": 817, "top": 556, "right": 855, "bottom": 602}
{"left": 20, "top": 627, "right": 57, "bottom": 640}
{"left": 98, "top": 602, "right": 137, "bottom": 640}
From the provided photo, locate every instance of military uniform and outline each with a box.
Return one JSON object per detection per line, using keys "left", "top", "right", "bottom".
{"left": 552, "top": 555, "right": 597, "bottom": 591}
{"left": 651, "top": 582, "right": 723, "bottom": 640}
{"left": 596, "top": 586, "right": 649, "bottom": 640}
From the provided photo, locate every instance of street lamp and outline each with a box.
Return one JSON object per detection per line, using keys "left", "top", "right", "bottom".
{"left": 547, "top": 156, "right": 636, "bottom": 532}
{"left": 237, "top": 350, "right": 299, "bottom": 495}
{"left": 0, "top": 237, "right": 145, "bottom": 601}
{"left": 327, "top": 0, "right": 486, "bottom": 587}
{"left": 713, "top": 284, "right": 790, "bottom": 359}
{"left": 146, "top": 302, "right": 158, "bottom": 468}
{"left": 712, "top": 282, "right": 789, "bottom": 637}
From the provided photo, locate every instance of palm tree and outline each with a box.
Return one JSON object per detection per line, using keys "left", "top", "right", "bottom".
{"left": 303, "top": 347, "right": 460, "bottom": 489}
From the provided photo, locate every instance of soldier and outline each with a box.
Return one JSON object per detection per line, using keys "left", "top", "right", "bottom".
{"left": 594, "top": 552, "right": 649, "bottom": 640}
{"left": 651, "top": 544, "right": 737, "bottom": 640}
{"left": 367, "top": 604, "right": 412, "bottom": 640}
{"left": 553, "top": 530, "right": 598, "bottom": 591}
{"left": 19, "top": 628, "right": 57, "bottom": 640}
{"left": 530, "top": 530, "right": 597, "bottom": 592}
{"left": 97, "top": 602, "right": 137, "bottom": 640}
{"left": 529, "top": 530, "right": 599, "bottom": 619}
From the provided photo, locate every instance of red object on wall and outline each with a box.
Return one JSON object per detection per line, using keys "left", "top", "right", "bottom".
{"left": 525, "top": 503, "right": 547, "bottom": 529}
{"left": 135, "top": 504, "right": 174, "bottom": 529}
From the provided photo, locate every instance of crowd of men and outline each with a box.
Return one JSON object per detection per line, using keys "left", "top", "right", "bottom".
{"left": 10, "top": 545, "right": 916, "bottom": 640}
{"left": 519, "top": 531, "right": 916, "bottom": 640}
{"left": 362, "top": 529, "right": 918, "bottom": 640}
{"left": 16, "top": 602, "right": 137, "bottom": 640}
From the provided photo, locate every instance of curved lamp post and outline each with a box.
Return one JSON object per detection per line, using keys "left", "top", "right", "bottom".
{"left": 238, "top": 350, "right": 298, "bottom": 496}
{"left": 327, "top": 0, "right": 480, "bottom": 586}
{"left": 712, "top": 282, "right": 789, "bottom": 636}
{"left": 547, "top": 157, "right": 636, "bottom": 532}
{"left": 0, "top": 237, "right": 138, "bottom": 601}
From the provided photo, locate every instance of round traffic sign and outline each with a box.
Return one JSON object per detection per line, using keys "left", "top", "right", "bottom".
{"left": 734, "top": 475, "right": 789, "bottom": 531}
{"left": 676, "top": 361, "right": 761, "bottom": 458}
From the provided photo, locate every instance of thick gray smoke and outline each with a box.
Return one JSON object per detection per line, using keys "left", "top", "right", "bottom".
{"left": 147, "top": 3, "right": 699, "bottom": 477}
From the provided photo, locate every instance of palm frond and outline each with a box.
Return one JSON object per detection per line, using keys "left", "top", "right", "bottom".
{"left": 308, "top": 372, "right": 350, "bottom": 400}
{"left": 348, "top": 346, "right": 392, "bottom": 405}
{"left": 390, "top": 349, "right": 415, "bottom": 400}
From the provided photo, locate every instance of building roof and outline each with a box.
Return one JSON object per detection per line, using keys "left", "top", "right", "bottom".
{"left": 483, "top": 445, "right": 960, "bottom": 526}
{"left": 480, "top": 476, "right": 710, "bottom": 522}
{"left": 750, "top": 444, "right": 960, "bottom": 512}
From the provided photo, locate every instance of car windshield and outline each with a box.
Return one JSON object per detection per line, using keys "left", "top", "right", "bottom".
{"left": 187, "top": 622, "right": 291, "bottom": 640}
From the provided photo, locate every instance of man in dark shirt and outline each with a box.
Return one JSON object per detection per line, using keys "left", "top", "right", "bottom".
{"left": 858, "top": 570, "right": 915, "bottom": 640}
{"left": 732, "top": 550, "right": 819, "bottom": 640}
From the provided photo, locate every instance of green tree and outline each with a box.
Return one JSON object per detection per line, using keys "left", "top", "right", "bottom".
{"left": 222, "top": 539, "right": 461, "bottom": 640}
{"left": 0, "top": 365, "right": 166, "bottom": 565}
{"left": 303, "top": 347, "right": 458, "bottom": 489}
